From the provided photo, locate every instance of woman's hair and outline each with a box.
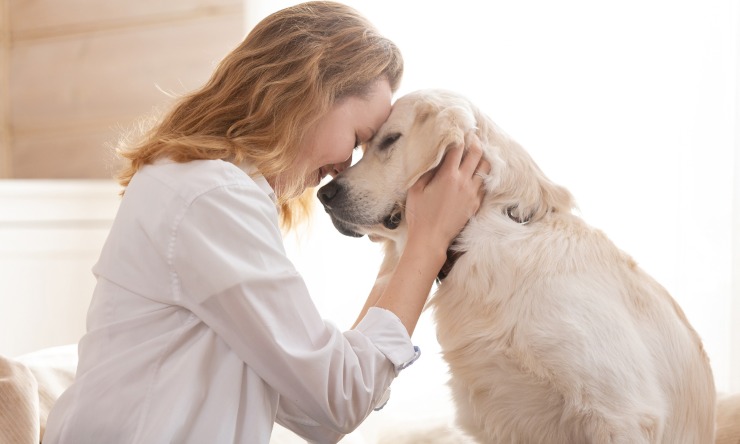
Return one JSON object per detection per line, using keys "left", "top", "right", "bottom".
{"left": 116, "top": 1, "right": 403, "bottom": 230}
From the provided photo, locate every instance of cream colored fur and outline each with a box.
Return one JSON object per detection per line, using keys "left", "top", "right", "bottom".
{"left": 319, "top": 89, "right": 716, "bottom": 443}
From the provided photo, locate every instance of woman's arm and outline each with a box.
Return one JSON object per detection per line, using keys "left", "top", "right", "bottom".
{"left": 175, "top": 184, "right": 412, "bottom": 437}
{"left": 370, "top": 140, "right": 487, "bottom": 336}
{"left": 351, "top": 243, "right": 397, "bottom": 329}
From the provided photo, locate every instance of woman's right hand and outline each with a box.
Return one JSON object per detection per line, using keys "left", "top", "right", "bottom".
{"left": 404, "top": 135, "right": 489, "bottom": 256}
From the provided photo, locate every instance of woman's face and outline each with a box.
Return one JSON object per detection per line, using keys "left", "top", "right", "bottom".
{"left": 282, "top": 79, "right": 393, "bottom": 192}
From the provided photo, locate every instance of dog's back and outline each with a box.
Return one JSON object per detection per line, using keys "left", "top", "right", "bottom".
{"left": 429, "top": 109, "right": 716, "bottom": 443}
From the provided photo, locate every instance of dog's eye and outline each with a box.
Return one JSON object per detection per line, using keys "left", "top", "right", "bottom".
{"left": 378, "top": 132, "right": 402, "bottom": 151}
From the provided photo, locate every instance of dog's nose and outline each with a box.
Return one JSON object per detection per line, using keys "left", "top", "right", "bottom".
{"left": 317, "top": 180, "right": 339, "bottom": 207}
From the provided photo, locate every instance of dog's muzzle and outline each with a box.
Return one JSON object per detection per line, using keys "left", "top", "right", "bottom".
{"left": 318, "top": 179, "right": 404, "bottom": 237}
{"left": 317, "top": 180, "right": 364, "bottom": 238}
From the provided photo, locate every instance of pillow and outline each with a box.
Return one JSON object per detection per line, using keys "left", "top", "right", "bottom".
{"left": 0, "top": 356, "right": 40, "bottom": 444}
{"left": 1, "top": 345, "right": 78, "bottom": 443}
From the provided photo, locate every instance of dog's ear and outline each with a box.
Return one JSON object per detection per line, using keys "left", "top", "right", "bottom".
{"left": 493, "top": 143, "right": 575, "bottom": 224}
{"left": 402, "top": 103, "right": 476, "bottom": 189}
{"left": 516, "top": 170, "right": 574, "bottom": 223}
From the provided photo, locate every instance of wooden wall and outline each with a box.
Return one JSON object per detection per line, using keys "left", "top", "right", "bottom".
{"left": 1, "top": 0, "right": 10, "bottom": 177}
{"left": 2, "top": 0, "right": 245, "bottom": 179}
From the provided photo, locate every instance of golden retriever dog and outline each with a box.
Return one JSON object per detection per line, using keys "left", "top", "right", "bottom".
{"left": 317, "top": 89, "right": 716, "bottom": 443}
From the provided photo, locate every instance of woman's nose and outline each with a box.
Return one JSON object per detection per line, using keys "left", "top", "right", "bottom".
{"left": 330, "top": 157, "right": 353, "bottom": 177}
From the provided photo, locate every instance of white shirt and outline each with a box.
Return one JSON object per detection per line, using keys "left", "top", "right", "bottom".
{"left": 43, "top": 159, "right": 419, "bottom": 444}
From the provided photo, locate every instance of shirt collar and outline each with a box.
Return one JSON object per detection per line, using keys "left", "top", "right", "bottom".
{"left": 238, "top": 163, "right": 277, "bottom": 204}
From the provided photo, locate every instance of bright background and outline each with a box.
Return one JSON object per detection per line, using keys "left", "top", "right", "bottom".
{"left": 257, "top": 0, "right": 740, "bottom": 401}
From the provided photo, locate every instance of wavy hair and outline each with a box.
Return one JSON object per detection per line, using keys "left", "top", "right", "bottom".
{"left": 116, "top": 1, "right": 403, "bottom": 230}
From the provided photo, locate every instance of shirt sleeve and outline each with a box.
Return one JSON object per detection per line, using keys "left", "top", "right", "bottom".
{"left": 170, "top": 183, "right": 419, "bottom": 436}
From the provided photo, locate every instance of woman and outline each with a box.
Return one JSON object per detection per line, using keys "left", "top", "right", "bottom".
{"left": 44, "top": 2, "right": 486, "bottom": 443}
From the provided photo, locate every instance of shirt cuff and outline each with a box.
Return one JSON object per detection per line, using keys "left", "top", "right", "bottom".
{"left": 354, "top": 307, "right": 421, "bottom": 374}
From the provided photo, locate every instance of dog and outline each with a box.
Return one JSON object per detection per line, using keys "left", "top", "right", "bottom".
{"left": 317, "top": 89, "right": 716, "bottom": 443}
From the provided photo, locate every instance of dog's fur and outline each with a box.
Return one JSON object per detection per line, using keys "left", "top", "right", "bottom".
{"left": 317, "top": 89, "right": 716, "bottom": 443}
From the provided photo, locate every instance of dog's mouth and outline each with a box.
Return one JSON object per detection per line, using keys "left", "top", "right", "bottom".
{"left": 381, "top": 205, "right": 403, "bottom": 230}
{"left": 323, "top": 203, "right": 404, "bottom": 239}
{"left": 329, "top": 218, "right": 365, "bottom": 238}
{"left": 318, "top": 179, "right": 406, "bottom": 238}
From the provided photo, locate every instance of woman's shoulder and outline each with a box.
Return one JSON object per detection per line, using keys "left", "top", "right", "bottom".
{"left": 136, "top": 159, "right": 273, "bottom": 206}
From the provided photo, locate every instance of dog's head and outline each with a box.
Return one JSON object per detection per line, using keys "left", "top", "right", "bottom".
{"left": 317, "top": 89, "right": 473, "bottom": 243}
{"left": 317, "top": 89, "right": 574, "bottom": 246}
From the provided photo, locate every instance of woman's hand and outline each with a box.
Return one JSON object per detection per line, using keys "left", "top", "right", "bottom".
{"left": 405, "top": 134, "right": 489, "bottom": 256}
{"left": 371, "top": 135, "right": 489, "bottom": 335}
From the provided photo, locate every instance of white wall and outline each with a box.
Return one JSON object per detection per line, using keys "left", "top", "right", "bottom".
{"left": 0, "top": 180, "right": 119, "bottom": 357}
{"left": 733, "top": 0, "right": 740, "bottom": 399}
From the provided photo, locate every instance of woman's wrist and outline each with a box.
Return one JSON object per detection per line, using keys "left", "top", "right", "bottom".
{"left": 371, "top": 235, "right": 449, "bottom": 335}
{"left": 403, "top": 232, "right": 449, "bottom": 271}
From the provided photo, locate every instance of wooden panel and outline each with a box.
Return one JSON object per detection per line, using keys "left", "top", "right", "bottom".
{"left": 0, "top": 0, "right": 9, "bottom": 177}
{"left": 9, "top": 0, "right": 242, "bottom": 39}
{"left": 10, "top": 12, "right": 245, "bottom": 133}
{"left": 0, "top": 128, "right": 11, "bottom": 178}
{"left": 12, "top": 126, "right": 124, "bottom": 178}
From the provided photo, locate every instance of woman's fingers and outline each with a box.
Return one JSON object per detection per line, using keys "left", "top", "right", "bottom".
{"left": 444, "top": 143, "right": 466, "bottom": 171}
{"left": 411, "top": 168, "right": 435, "bottom": 191}
{"left": 459, "top": 133, "right": 490, "bottom": 179}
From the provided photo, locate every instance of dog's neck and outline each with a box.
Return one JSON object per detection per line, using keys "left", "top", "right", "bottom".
{"left": 435, "top": 204, "right": 534, "bottom": 283}
{"left": 436, "top": 247, "right": 464, "bottom": 282}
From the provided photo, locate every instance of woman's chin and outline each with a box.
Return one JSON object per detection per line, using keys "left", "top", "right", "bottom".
{"left": 305, "top": 171, "right": 322, "bottom": 188}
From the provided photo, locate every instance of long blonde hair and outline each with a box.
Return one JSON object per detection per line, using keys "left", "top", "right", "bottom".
{"left": 116, "top": 1, "right": 403, "bottom": 230}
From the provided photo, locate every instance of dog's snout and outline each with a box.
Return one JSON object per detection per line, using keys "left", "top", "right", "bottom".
{"left": 317, "top": 180, "right": 340, "bottom": 208}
